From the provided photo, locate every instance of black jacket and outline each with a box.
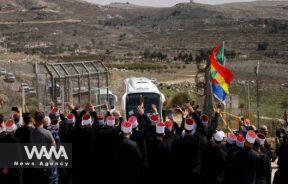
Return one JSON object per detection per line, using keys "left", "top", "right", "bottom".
{"left": 256, "top": 152, "right": 271, "bottom": 184}
{"left": 275, "top": 138, "right": 288, "bottom": 184}
{"left": 114, "top": 138, "right": 143, "bottom": 184}
{"left": 205, "top": 143, "right": 227, "bottom": 184}
{"left": 15, "top": 125, "right": 34, "bottom": 143}
{"left": 232, "top": 147, "right": 260, "bottom": 184}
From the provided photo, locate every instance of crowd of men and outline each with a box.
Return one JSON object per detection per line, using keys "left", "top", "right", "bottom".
{"left": 0, "top": 100, "right": 288, "bottom": 184}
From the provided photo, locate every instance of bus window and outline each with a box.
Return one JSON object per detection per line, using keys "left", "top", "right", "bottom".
{"left": 126, "top": 93, "right": 160, "bottom": 118}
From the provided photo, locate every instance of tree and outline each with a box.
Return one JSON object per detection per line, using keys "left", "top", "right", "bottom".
{"left": 170, "top": 92, "right": 192, "bottom": 107}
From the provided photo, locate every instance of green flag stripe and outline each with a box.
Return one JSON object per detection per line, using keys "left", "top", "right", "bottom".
{"left": 216, "top": 47, "right": 224, "bottom": 64}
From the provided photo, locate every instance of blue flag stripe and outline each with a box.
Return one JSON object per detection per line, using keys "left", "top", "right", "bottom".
{"left": 212, "top": 83, "right": 227, "bottom": 103}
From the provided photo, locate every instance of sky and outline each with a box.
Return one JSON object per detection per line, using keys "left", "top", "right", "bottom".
{"left": 84, "top": 0, "right": 256, "bottom": 7}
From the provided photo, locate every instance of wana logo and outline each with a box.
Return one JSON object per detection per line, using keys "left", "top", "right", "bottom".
{"left": 24, "top": 146, "right": 68, "bottom": 160}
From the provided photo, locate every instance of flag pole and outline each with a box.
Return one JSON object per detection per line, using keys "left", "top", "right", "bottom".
{"left": 222, "top": 41, "right": 225, "bottom": 66}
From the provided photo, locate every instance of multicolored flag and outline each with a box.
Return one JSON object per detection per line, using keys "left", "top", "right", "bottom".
{"left": 210, "top": 44, "right": 234, "bottom": 104}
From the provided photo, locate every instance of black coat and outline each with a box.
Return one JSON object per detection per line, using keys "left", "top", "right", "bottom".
{"left": 114, "top": 138, "right": 143, "bottom": 184}
{"left": 256, "top": 152, "right": 271, "bottom": 184}
{"left": 15, "top": 125, "right": 34, "bottom": 143}
{"left": 93, "top": 126, "right": 119, "bottom": 184}
{"left": 131, "top": 128, "right": 148, "bottom": 168}
{"left": 232, "top": 147, "right": 260, "bottom": 184}
{"left": 0, "top": 133, "right": 22, "bottom": 184}
{"left": 170, "top": 112, "right": 207, "bottom": 184}
{"left": 72, "top": 126, "right": 94, "bottom": 184}
{"left": 170, "top": 134, "right": 205, "bottom": 184}
{"left": 205, "top": 143, "right": 227, "bottom": 184}
{"left": 275, "top": 139, "right": 288, "bottom": 184}
{"left": 146, "top": 136, "right": 173, "bottom": 183}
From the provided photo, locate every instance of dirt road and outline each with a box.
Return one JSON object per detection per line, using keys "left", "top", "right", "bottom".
{"left": 0, "top": 19, "right": 81, "bottom": 25}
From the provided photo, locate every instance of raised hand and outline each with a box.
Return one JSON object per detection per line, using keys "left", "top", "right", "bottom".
{"left": 152, "top": 104, "right": 158, "bottom": 114}
{"left": 85, "top": 102, "right": 94, "bottom": 112}
{"left": 66, "top": 103, "right": 75, "bottom": 111}
{"left": 102, "top": 100, "right": 109, "bottom": 110}
{"left": 137, "top": 105, "right": 144, "bottom": 116}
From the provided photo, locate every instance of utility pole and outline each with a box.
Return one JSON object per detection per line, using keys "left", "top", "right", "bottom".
{"left": 256, "top": 61, "right": 260, "bottom": 128}
{"left": 34, "top": 62, "right": 41, "bottom": 110}
{"left": 222, "top": 41, "right": 226, "bottom": 66}
{"left": 22, "top": 87, "right": 25, "bottom": 112}
{"left": 203, "top": 58, "right": 213, "bottom": 119}
{"left": 247, "top": 83, "right": 250, "bottom": 114}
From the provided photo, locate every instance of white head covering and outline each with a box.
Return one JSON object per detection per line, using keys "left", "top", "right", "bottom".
{"left": 246, "top": 130, "right": 257, "bottom": 144}
{"left": 156, "top": 122, "right": 165, "bottom": 134}
{"left": 214, "top": 131, "right": 226, "bottom": 142}
{"left": 121, "top": 122, "right": 132, "bottom": 134}
{"left": 5, "top": 119, "right": 17, "bottom": 132}
{"left": 44, "top": 116, "right": 51, "bottom": 126}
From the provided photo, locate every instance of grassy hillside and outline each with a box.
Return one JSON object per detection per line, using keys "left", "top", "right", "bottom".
{"left": 0, "top": 0, "right": 287, "bottom": 118}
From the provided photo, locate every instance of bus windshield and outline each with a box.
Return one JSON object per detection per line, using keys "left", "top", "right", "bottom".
{"left": 126, "top": 93, "right": 160, "bottom": 118}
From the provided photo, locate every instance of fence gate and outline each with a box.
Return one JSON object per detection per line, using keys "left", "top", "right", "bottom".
{"left": 35, "top": 60, "right": 109, "bottom": 112}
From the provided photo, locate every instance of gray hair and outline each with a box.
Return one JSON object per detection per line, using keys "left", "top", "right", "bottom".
{"left": 260, "top": 125, "right": 268, "bottom": 131}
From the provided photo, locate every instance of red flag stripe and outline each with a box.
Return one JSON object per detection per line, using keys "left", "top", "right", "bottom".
{"left": 210, "top": 55, "right": 234, "bottom": 85}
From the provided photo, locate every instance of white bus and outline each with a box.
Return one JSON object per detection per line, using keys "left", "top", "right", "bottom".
{"left": 121, "top": 77, "right": 165, "bottom": 119}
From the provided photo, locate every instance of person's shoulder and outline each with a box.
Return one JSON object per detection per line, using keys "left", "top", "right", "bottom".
{"left": 248, "top": 149, "right": 260, "bottom": 160}
{"left": 123, "top": 138, "right": 137, "bottom": 146}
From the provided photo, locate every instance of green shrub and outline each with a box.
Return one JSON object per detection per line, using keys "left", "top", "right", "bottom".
{"left": 169, "top": 92, "right": 192, "bottom": 107}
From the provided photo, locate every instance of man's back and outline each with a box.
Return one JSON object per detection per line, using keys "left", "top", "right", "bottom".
{"left": 15, "top": 125, "right": 34, "bottom": 143}
{"left": 115, "top": 138, "right": 143, "bottom": 184}
{"left": 233, "top": 147, "right": 260, "bottom": 184}
{"left": 31, "top": 127, "right": 54, "bottom": 144}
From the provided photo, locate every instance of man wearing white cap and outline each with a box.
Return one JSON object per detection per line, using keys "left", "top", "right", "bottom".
{"left": 204, "top": 131, "right": 227, "bottom": 184}
{"left": 202, "top": 106, "right": 221, "bottom": 141}
{"left": 78, "top": 102, "right": 100, "bottom": 127}
{"left": 92, "top": 114, "right": 119, "bottom": 184}
{"left": 253, "top": 135, "right": 272, "bottom": 184}
{"left": 225, "top": 133, "right": 243, "bottom": 184}
{"left": 115, "top": 122, "right": 143, "bottom": 184}
{"left": 0, "top": 119, "right": 22, "bottom": 184}
{"left": 72, "top": 113, "right": 95, "bottom": 184}
{"left": 145, "top": 122, "right": 174, "bottom": 183}
{"left": 232, "top": 130, "right": 261, "bottom": 184}
{"left": 170, "top": 104, "right": 207, "bottom": 184}
{"left": 129, "top": 115, "right": 148, "bottom": 171}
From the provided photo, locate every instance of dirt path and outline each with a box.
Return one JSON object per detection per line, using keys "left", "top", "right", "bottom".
{"left": 0, "top": 9, "right": 20, "bottom": 14}
{"left": 0, "top": 19, "right": 81, "bottom": 25}
{"left": 160, "top": 75, "right": 196, "bottom": 85}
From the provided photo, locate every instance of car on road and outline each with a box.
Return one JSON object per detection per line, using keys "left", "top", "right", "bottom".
{"left": 19, "top": 83, "right": 29, "bottom": 92}
{"left": 27, "top": 87, "right": 37, "bottom": 97}
{"left": 0, "top": 68, "right": 6, "bottom": 76}
{"left": 4, "top": 72, "right": 16, "bottom": 83}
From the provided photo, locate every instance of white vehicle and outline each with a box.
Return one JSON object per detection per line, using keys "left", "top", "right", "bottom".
{"left": 4, "top": 72, "right": 15, "bottom": 83}
{"left": 121, "top": 77, "right": 165, "bottom": 119}
{"left": 0, "top": 68, "right": 6, "bottom": 76}
{"left": 27, "top": 87, "right": 37, "bottom": 97}
{"left": 19, "top": 83, "right": 29, "bottom": 92}
{"left": 92, "top": 88, "right": 117, "bottom": 108}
